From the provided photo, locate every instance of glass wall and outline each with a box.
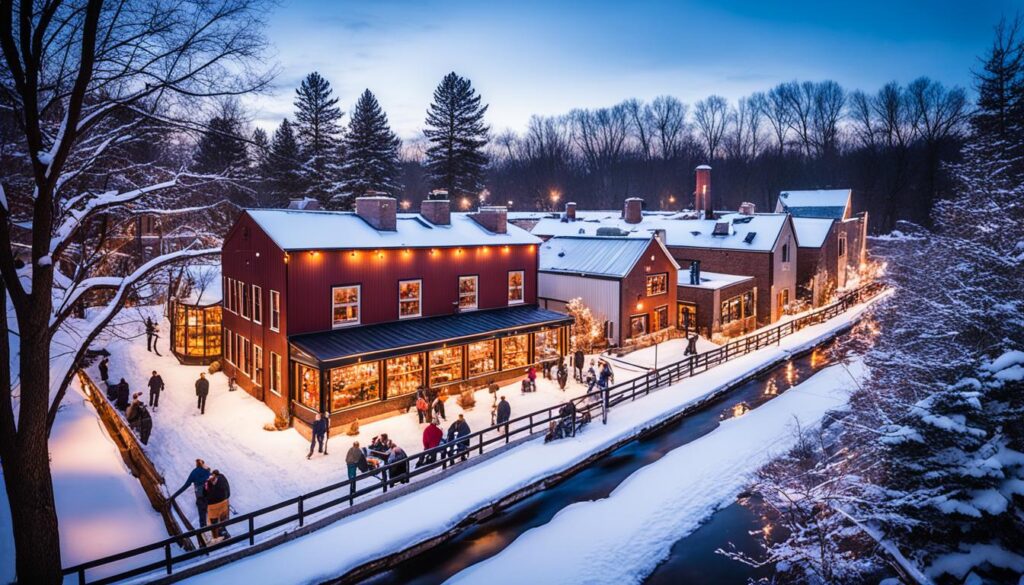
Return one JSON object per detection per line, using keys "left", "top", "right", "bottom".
{"left": 429, "top": 347, "right": 463, "bottom": 386}
{"left": 501, "top": 334, "right": 529, "bottom": 370}
{"left": 467, "top": 340, "right": 496, "bottom": 376}
{"left": 329, "top": 362, "right": 380, "bottom": 410}
{"left": 386, "top": 353, "right": 423, "bottom": 396}
{"left": 296, "top": 363, "right": 321, "bottom": 411}
{"left": 534, "top": 329, "right": 560, "bottom": 362}
{"left": 170, "top": 300, "right": 222, "bottom": 362}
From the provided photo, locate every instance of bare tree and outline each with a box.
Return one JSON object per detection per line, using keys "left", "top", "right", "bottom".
{"left": 622, "top": 98, "right": 654, "bottom": 160}
{"left": 724, "top": 96, "right": 765, "bottom": 162}
{"left": 811, "top": 80, "right": 846, "bottom": 158}
{"left": 693, "top": 95, "right": 730, "bottom": 162}
{"left": 0, "top": 0, "right": 271, "bottom": 581}
{"left": 650, "top": 95, "right": 689, "bottom": 160}
{"left": 759, "top": 85, "right": 793, "bottom": 155}
{"left": 783, "top": 81, "right": 816, "bottom": 156}
{"left": 569, "top": 104, "right": 630, "bottom": 173}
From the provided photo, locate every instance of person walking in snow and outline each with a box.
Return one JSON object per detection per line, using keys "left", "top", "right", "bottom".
{"left": 573, "top": 349, "right": 585, "bottom": 382}
{"left": 115, "top": 378, "right": 130, "bottom": 411}
{"left": 419, "top": 419, "right": 443, "bottom": 467}
{"left": 684, "top": 333, "right": 699, "bottom": 356}
{"left": 148, "top": 370, "right": 164, "bottom": 409}
{"left": 145, "top": 317, "right": 156, "bottom": 352}
{"left": 415, "top": 387, "right": 429, "bottom": 424}
{"left": 195, "top": 373, "right": 210, "bottom": 415}
{"left": 307, "top": 412, "right": 328, "bottom": 459}
{"left": 585, "top": 360, "right": 598, "bottom": 397}
{"left": 151, "top": 324, "right": 162, "bottom": 356}
{"left": 527, "top": 365, "right": 537, "bottom": 391}
{"left": 204, "top": 470, "right": 231, "bottom": 539}
{"left": 496, "top": 396, "right": 511, "bottom": 435}
{"left": 346, "top": 441, "right": 365, "bottom": 481}
{"left": 431, "top": 394, "right": 446, "bottom": 422}
{"left": 171, "top": 459, "right": 211, "bottom": 528}
{"left": 99, "top": 357, "right": 110, "bottom": 383}
{"left": 556, "top": 358, "right": 569, "bottom": 390}
{"left": 387, "top": 442, "right": 410, "bottom": 487}
{"left": 454, "top": 414, "right": 471, "bottom": 461}
{"left": 126, "top": 393, "right": 143, "bottom": 431}
{"left": 138, "top": 404, "right": 153, "bottom": 445}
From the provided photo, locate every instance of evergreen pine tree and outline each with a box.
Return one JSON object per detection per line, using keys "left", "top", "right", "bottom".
{"left": 192, "top": 115, "right": 248, "bottom": 174}
{"left": 251, "top": 127, "right": 273, "bottom": 206}
{"left": 424, "top": 72, "right": 490, "bottom": 204}
{"left": 293, "top": 71, "right": 344, "bottom": 205}
{"left": 972, "top": 16, "right": 1024, "bottom": 173}
{"left": 269, "top": 118, "right": 305, "bottom": 205}
{"left": 337, "top": 89, "right": 402, "bottom": 208}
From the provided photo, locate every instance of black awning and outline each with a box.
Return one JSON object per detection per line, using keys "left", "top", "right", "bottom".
{"left": 290, "top": 305, "right": 573, "bottom": 367}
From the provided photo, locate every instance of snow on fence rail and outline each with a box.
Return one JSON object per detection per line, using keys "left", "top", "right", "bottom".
{"left": 62, "top": 282, "right": 887, "bottom": 585}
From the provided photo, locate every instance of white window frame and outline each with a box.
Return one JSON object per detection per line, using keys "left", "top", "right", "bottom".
{"left": 242, "top": 337, "right": 252, "bottom": 378}
{"left": 239, "top": 280, "right": 250, "bottom": 320}
{"left": 508, "top": 270, "right": 525, "bottom": 305}
{"left": 838, "top": 233, "right": 847, "bottom": 258}
{"left": 225, "top": 277, "right": 234, "bottom": 313}
{"left": 224, "top": 327, "right": 232, "bottom": 364}
{"left": 253, "top": 344, "right": 263, "bottom": 387}
{"left": 252, "top": 285, "right": 263, "bottom": 325}
{"left": 269, "top": 352, "right": 282, "bottom": 396}
{"left": 222, "top": 276, "right": 229, "bottom": 312}
{"left": 332, "top": 285, "right": 361, "bottom": 328}
{"left": 398, "top": 279, "right": 423, "bottom": 319}
{"left": 269, "top": 289, "right": 281, "bottom": 332}
{"left": 458, "top": 275, "right": 478, "bottom": 311}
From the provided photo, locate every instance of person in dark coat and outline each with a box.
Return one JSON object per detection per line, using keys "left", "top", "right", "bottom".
{"left": 387, "top": 443, "right": 410, "bottom": 487}
{"left": 145, "top": 317, "right": 156, "bottom": 352}
{"left": 454, "top": 414, "right": 471, "bottom": 461}
{"left": 685, "top": 333, "right": 699, "bottom": 356}
{"left": 496, "top": 396, "right": 511, "bottom": 435}
{"left": 307, "top": 413, "right": 328, "bottom": 459}
{"left": 556, "top": 359, "right": 569, "bottom": 390}
{"left": 419, "top": 419, "right": 443, "bottom": 466}
{"left": 431, "top": 395, "right": 446, "bottom": 422}
{"left": 204, "top": 470, "right": 231, "bottom": 538}
{"left": 573, "top": 349, "right": 585, "bottom": 382}
{"left": 98, "top": 357, "right": 110, "bottom": 383}
{"left": 115, "top": 378, "right": 130, "bottom": 411}
{"left": 138, "top": 405, "right": 153, "bottom": 444}
{"left": 148, "top": 370, "right": 164, "bottom": 409}
{"left": 171, "top": 459, "right": 211, "bottom": 527}
{"left": 195, "top": 373, "right": 210, "bottom": 415}
{"left": 126, "top": 393, "right": 143, "bottom": 431}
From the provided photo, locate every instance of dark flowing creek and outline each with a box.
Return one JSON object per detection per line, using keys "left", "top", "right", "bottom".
{"left": 362, "top": 337, "right": 852, "bottom": 585}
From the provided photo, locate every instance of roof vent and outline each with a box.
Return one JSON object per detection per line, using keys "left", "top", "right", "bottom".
{"left": 578, "top": 228, "right": 585, "bottom": 234}
{"left": 732, "top": 216, "right": 754, "bottom": 224}
{"left": 558, "top": 250, "right": 566, "bottom": 257}
{"left": 690, "top": 230, "right": 701, "bottom": 236}
{"left": 712, "top": 221, "right": 731, "bottom": 236}
{"left": 744, "top": 232, "right": 757, "bottom": 244}
{"left": 596, "top": 227, "right": 629, "bottom": 237}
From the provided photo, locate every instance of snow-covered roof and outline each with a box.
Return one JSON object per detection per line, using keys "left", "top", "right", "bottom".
{"left": 677, "top": 270, "right": 754, "bottom": 290}
{"left": 245, "top": 209, "right": 541, "bottom": 251}
{"left": 791, "top": 217, "right": 835, "bottom": 248}
{"left": 775, "top": 189, "right": 851, "bottom": 219}
{"left": 531, "top": 212, "right": 789, "bottom": 252}
{"left": 539, "top": 236, "right": 677, "bottom": 278}
{"left": 179, "top": 264, "right": 222, "bottom": 306}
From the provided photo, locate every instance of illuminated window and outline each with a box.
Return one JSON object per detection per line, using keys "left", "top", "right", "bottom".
{"left": 501, "top": 334, "right": 529, "bottom": 370}
{"left": 269, "top": 290, "right": 280, "bottom": 331}
{"left": 629, "top": 314, "right": 649, "bottom": 338}
{"left": 252, "top": 285, "right": 263, "bottom": 324}
{"left": 223, "top": 327, "right": 232, "bottom": 364}
{"left": 508, "top": 270, "right": 525, "bottom": 304}
{"left": 458, "top": 276, "right": 478, "bottom": 310}
{"left": 645, "top": 273, "right": 668, "bottom": 296}
{"left": 386, "top": 353, "right": 423, "bottom": 396}
{"left": 429, "top": 347, "right": 464, "bottom": 386}
{"left": 653, "top": 305, "right": 669, "bottom": 331}
{"left": 534, "top": 329, "right": 560, "bottom": 362}
{"left": 332, "top": 285, "right": 360, "bottom": 327}
{"left": 467, "top": 340, "right": 496, "bottom": 375}
{"left": 297, "top": 363, "right": 320, "bottom": 411}
{"left": 399, "top": 279, "right": 422, "bottom": 318}
{"left": 252, "top": 344, "right": 263, "bottom": 387}
{"left": 330, "top": 362, "right": 380, "bottom": 410}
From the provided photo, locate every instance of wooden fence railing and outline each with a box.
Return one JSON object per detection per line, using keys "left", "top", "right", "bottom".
{"left": 63, "top": 281, "right": 886, "bottom": 584}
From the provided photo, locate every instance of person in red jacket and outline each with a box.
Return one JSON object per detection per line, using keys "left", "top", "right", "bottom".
{"left": 418, "top": 418, "right": 443, "bottom": 467}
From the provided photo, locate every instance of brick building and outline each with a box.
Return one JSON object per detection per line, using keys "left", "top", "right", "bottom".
{"left": 220, "top": 197, "right": 572, "bottom": 434}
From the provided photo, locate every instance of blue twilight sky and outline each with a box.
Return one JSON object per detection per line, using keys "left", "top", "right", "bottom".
{"left": 245, "top": 0, "right": 1018, "bottom": 139}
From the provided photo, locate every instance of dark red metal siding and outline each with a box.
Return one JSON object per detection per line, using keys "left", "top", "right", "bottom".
{"left": 284, "top": 244, "right": 539, "bottom": 335}
{"left": 618, "top": 239, "right": 679, "bottom": 341}
{"left": 221, "top": 212, "right": 291, "bottom": 416}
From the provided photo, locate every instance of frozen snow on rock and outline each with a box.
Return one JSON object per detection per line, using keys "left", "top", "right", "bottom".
{"left": 172, "top": 293, "right": 884, "bottom": 585}
{"left": 447, "top": 360, "right": 865, "bottom": 585}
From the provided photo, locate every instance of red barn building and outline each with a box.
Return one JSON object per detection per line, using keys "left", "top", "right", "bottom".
{"left": 220, "top": 197, "right": 572, "bottom": 435}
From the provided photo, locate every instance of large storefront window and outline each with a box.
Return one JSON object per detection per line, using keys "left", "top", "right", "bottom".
{"left": 386, "top": 353, "right": 423, "bottom": 396}
{"left": 721, "top": 291, "right": 756, "bottom": 325}
{"left": 297, "top": 363, "right": 321, "bottom": 411}
{"left": 501, "top": 334, "right": 529, "bottom": 370}
{"left": 170, "top": 300, "right": 222, "bottom": 362}
{"left": 677, "top": 302, "right": 697, "bottom": 333}
{"left": 467, "top": 340, "right": 496, "bottom": 376}
{"left": 332, "top": 285, "right": 360, "bottom": 327}
{"left": 653, "top": 305, "right": 669, "bottom": 331}
{"left": 330, "top": 362, "right": 380, "bottom": 410}
{"left": 534, "top": 329, "right": 560, "bottom": 362}
{"left": 429, "top": 347, "right": 464, "bottom": 386}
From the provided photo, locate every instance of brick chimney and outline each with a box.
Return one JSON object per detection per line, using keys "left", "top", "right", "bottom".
{"left": 624, "top": 198, "right": 643, "bottom": 224}
{"left": 739, "top": 202, "right": 756, "bottom": 215}
{"left": 355, "top": 196, "right": 397, "bottom": 231}
{"left": 695, "top": 164, "right": 712, "bottom": 219}
{"left": 428, "top": 189, "right": 449, "bottom": 200}
{"left": 420, "top": 199, "right": 451, "bottom": 225}
{"left": 469, "top": 206, "right": 508, "bottom": 234}
{"left": 565, "top": 202, "right": 577, "bottom": 221}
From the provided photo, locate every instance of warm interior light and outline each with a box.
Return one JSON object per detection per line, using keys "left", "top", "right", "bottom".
{"left": 635, "top": 301, "right": 643, "bottom": 311}
{"left": 502, "top": 245, "right": 510, "bottom": 252}
{"left": 377, "top": 251, "right": 384, "bottom": 259}
{"left": 456, "top": 248, "right": 463, "bottom": 255}
{"left": 430, "top": 249, "right": 437, "bottom": 256}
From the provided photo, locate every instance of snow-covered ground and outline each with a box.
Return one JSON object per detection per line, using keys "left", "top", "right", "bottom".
{"left": 449, "top": 360, "right": 865, "bottom": 585}
{"left": 172, "top": 292, "right": 885, "bottom": 585}
{"left": 89, "top": 306, "right": 652, "bottom": 525}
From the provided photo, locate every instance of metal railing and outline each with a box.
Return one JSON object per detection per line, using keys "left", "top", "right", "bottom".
{"left": 63, "top": 281, "right": 885, "bottom": 584}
